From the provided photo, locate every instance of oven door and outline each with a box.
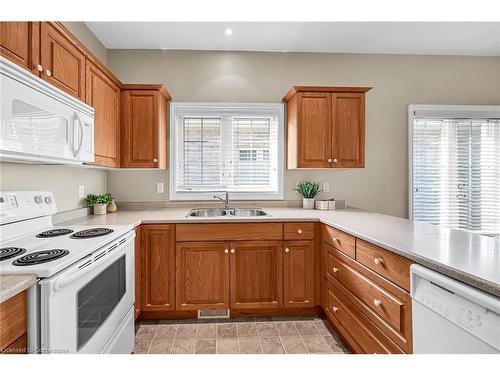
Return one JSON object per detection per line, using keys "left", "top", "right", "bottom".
{"left": 39, "top": 232, "right": 134, "bottom": 354}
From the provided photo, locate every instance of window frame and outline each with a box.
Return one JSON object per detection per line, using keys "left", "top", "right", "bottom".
{"left": 169, "top": 102, "right": 285, "bottom": 201}
{"left": 408, "top": 104, "right": 500, "bottom": 225}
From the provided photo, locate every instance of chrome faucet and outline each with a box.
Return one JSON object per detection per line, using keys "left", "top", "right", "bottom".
{"left": 213, "top": 191, "right": 230, "bottom": 209}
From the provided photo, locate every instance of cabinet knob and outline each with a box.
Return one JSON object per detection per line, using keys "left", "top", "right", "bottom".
{"left": 333, "top": 159, "right": 338, "bottom": 163}
{"left": 333, "top": 236, "right": 339, "bottom": 243}
{"left": 153, "top": 158, "right": 158, "bottom": 163}
{"left": 284, "top": 248, "right": 290, "bottom": 253}
{"left": 45, "top": 69, "right": 52, "bottom": 77}
{"left": 373, "top": 299, "right": 382, "bottom": 307}
{"left": 230, "top": 249, "right": 235, "bottom": 254}
{"left": 224, "top": 249, "right": 229, "bottom": 254}
{"left": 297, "top": 229, "right": 303, "bottom": 234}
{"left": 332, "top": 267, "right": 339, "bottom": 273}
{"left": 373, "top": 257, "right": 384, "bottom": 265}
{"left": 328, "top": 158, "right": 332, "bottom": 162}
{"left": 332, "top": 306, "right": 339, "bottom": 312}
{"left": 36, "top": 64, "right": 43, "bottom": 72}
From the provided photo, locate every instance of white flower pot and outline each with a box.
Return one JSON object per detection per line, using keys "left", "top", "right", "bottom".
{"left": 93, "top": 203, "right": 107, "bottom": 215}
{"left": 302, "top": 198, "right": 315, "bottom": 209}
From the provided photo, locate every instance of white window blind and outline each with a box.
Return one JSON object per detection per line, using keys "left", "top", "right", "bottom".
{"left": 411, "top": 112, "right": 500, "bottom": 235}
{"left": 170, "top": 103, "right": 283, "bottom": 200}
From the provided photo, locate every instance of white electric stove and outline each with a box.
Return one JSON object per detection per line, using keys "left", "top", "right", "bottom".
{"left": 0, "top": 191, "right": 136, "bottom": 354}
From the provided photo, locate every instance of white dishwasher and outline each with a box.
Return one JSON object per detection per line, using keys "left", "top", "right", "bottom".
{"left": 410, "top": 264, "right": 500, "bottom": 354}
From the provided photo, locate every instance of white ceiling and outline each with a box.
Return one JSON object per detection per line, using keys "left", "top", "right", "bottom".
{"left": 86, "top": 22, "right": 500, "bottom": 56}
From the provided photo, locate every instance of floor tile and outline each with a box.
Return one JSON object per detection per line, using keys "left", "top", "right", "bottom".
{"left": 217, "top": 339, "right": 239, "bottom": 354}
{"left": 134, "top": 341, "right": 150, "bottom": 354}
{"left": 148, "top": 340, "right": 173, "bottom": 354}
{"left": 323, "top": 336, "right": 346, "bottom": 353}
{"left": 135, "top": 325, "right": 157, "bottom": 342}
{"left": 171, "top": 340, "right": 195, "bottom": 354}
{"left": 275, "top": 321, "right": 300, "bottom": 337}
{"left": 281, "top": 337, "right": 308, "bottom": 354}
{"left": 175, "top": 324, "right": 197, "bottom": 340}
{"left": 273, "top": 316, "right": 316, "bottom": 321}
{"left": 238, "top": 338, "right": 262, "bottom": 354}
{"left": 256, "top": 322, "right": 279, "bottom": 337}
{"left": 217, "top": 323, "right": 237, "bottom": 339}
{"left": 260, "top": 338, "right": 285, "bottom": 354}
{"left": 154, "top": 325, "right": 178, "bottom": 340}
{"left": 195, "top": 340, "right": 216, "bottom": 354}
{"left": 197, "top": 323, "right": 217, "bottom": 339}
{"left": 237, "top": 322, "right": 258, "bottom": 338}
{"left": 295, "top": 321, "right": 320, "bottom": 336}
{"left": 303, "top": 337, "right": 331, "bottom": 353}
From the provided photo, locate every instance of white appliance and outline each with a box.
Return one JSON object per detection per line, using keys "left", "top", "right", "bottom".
{"left": 411, "top": 264, "right": 500, "bottom": 354}
{"left": 0, "top": 56, "right": 94, "bottom": 164}
{"left": 0, "top": 191, "right": 135, "bottom": 354}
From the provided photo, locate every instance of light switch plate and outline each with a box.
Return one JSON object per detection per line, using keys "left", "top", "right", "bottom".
{"left": 78, "top": 185, "right": 85, "bottom": 199}
{"left": 156, "top": 182, "right": 164, "bottom": 194}
{"left": 322, "top": 182, "right": 330, "bottom": 193}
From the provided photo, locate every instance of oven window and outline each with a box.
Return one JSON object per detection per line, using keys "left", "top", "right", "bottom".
{"left": 77, "top": 255, "right": 126, "bottom": 350}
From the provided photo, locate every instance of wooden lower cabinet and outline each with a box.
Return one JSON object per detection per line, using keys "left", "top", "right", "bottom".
{"left": 283, "top": 240, "right": 315, "bottom": 307}
{"left": 0, "top": 291, "right": 27, "bottom": 354}
{"left": 176, "top": 242, "right": 230, "bottom": 310}
{"left": 141, "top": 224, "right": 175, "bottom": 312}
{"left": 134, "top": 226, "right": 142, "bottom": 320}
{"left": 230, "top": 241, "right": 283, "bottom": 309}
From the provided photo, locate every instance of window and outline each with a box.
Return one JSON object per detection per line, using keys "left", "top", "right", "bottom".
{"left": 409, "top": 105, "right": 500, "bottom": 236}
{"left": 170, "top": 103, "right": 284, "bottom": 200}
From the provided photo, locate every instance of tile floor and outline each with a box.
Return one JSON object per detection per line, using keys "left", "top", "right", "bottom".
{"left": 134, "top": 317, "right": 349, "bottom": 354}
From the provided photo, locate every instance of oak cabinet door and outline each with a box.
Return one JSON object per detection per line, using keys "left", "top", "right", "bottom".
{"left": 230, "top": 241, "right": 282, "bottom": 309}
{"left": 134, "top": 226, "right": 142, "bottom": 320}
{"left": 298, "top": 93, "right": 332, "bottom": 168}
{"left": 332, "top": 92, "right": 365, "bottom": 168}
{"left": 0, "top": 22, "right": 35, "bottom": 72}
{"left": 86, "top": 61, "right": 120, "bottom": 167}
{"left": 40, "top": 22, "right": 86, "bottom": 100}
{"left": 283, "top": 240, "right": 315, "bottom": 308}
{"left": 141, "top": 224, "right": 175, "bottom": 312}
{"left": 176, "top": 242, "right": 230, "bottom": 310}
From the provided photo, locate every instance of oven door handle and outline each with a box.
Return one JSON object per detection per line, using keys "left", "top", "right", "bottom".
{"left": 52, "top": 234, "right": 134, "bottom": 292}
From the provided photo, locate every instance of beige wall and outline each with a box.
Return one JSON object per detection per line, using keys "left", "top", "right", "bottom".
{"left": 106, "top": 50, "right": 500, "bottom": 218}
{"left": 0, "top": 163, "right": 106, "bottom": 213}
{"left": 62, "top": 22, "right": 107, "bottom": 65}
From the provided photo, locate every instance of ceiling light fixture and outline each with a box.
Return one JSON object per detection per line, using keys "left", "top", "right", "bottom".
{"left": 224, "top": 28, "right": 233, "bottom": 36}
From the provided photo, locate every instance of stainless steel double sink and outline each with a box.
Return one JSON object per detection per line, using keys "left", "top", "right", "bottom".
{"left": 186, "top": 208, "right": 268, "bottom": 217}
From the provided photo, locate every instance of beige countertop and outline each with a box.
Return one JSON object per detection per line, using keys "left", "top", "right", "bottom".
{"left": 63, "top": 207, "right": 500, "bottom": 297}
{"left": 0, "top": 274, "right": 37, "bottom": 304}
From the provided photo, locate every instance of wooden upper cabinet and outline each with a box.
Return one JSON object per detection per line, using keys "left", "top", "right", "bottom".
{"left": 284, "top": 86, "right": 371, "bottom": 169}
{"left": 86, "top": 60, "right": 121, "bottom": 167}
{"left": 121, "top": 85, "right": 171, "bottom": 168}
{"left": 141, "top": 224, "right": 175, "bottom": 312}
{"left": 283, "top": 240, "right": 315, "bottom": 308}
{"left": 230, "top": 241, "right": 283, "bottom": 309}
{"left": 0, "top": 22, "right": 38, "bottom": 73}
{"left": 40, "top": 22, "right": 86, "bottom": 100}
{"left": 176, "top": 242, "right": 230, "bottom": 311}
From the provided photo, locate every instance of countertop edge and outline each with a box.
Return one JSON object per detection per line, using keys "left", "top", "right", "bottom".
{"left": 0, "top": 274, "right": 37, "bottom": 304}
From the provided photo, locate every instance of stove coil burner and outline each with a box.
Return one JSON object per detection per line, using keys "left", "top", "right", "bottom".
{"left": 36, "top": 229, "right": 74, "bottom": 238}
{"left": 0, "top": 247, "right": 27, "bottom": 261}
{"left": 12, "top": 249, "right": 69, "bottom": 266}
{"left": 70, "top": 228, "right": 114, "bottom": 239}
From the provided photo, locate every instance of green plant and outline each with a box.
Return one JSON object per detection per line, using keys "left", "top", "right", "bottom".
{"left": 85, "top": 193, "right": 113, "bottom": 207}
{"left": 294, "top": 181, "right": 321, "bottom": 199}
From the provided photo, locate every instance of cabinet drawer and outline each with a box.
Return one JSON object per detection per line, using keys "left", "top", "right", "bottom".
{"left": 325, "top": 247, "right": 342, "bottom": 281}
{"left": 322, "top": 225, "right": 355, "bottom": 258}
{"left": 284, "top": 222, "right": 314, "bottom": 240}
{"left": 325, "top": 281, "right": 404, "bottom": 354}
{"left": 176, "top": 223, "right": 283, "bottom": 241}
{"left": 0, "top": 291, "right": 27, "bottom": 352}
{"left": 356, "top": 239, "right": 412, "bottom": 291}
{"left": 1, "top": 334, "right": 27, "bottom": 354}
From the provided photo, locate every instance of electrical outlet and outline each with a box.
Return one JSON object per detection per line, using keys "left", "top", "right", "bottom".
{"left": 78, "top": 185, "right": 85, "bottom": 199}
{"left": 322, "top": 182, "right": 330, "bottom": 193}
{"left": 156, "top": 182, "right": 164, "bottom": 194}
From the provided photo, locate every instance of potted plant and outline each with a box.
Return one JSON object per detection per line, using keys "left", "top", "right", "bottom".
{"left": 294, "top": 181, "right": 321, "bottom": 209}
{"left": 85, "top": 193, "right": 113, "bottom": 215}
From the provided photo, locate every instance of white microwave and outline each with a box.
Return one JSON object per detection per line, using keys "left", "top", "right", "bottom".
{"left": 0, "top": 56, "right": 94, "bottom": 164}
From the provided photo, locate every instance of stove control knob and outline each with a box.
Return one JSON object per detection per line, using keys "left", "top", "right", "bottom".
{"left": 34, "top": 195, "right": 43, "bottom": 204}
{"left": 44, "top": 196, "right": 53, "bottom": 204}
